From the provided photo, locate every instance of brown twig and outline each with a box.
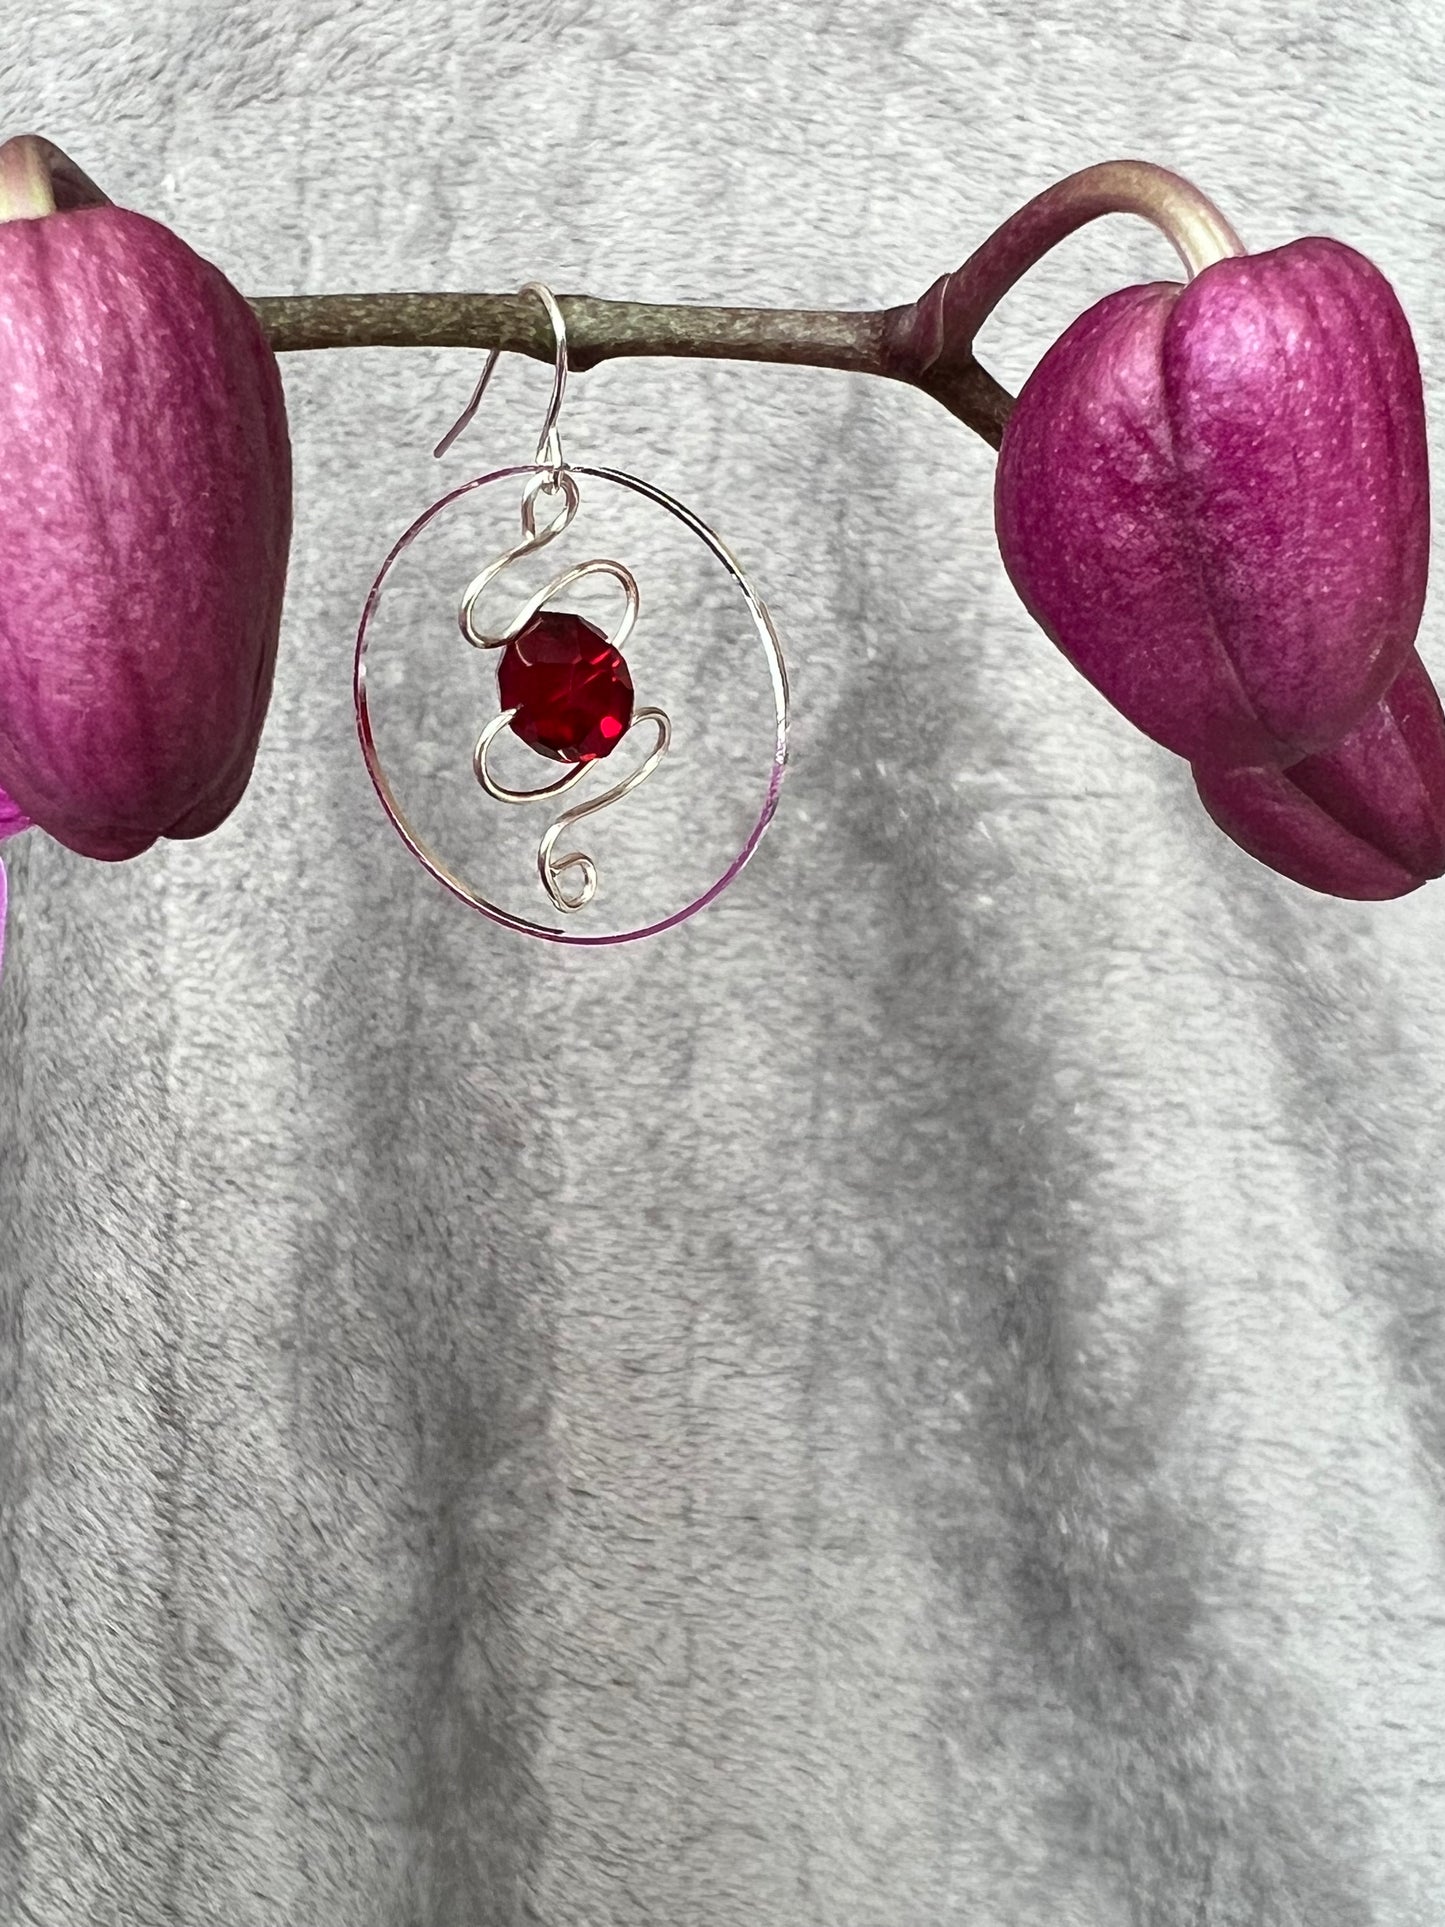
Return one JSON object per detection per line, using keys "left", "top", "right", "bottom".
{"left": 247, "top": 289, "right": 1018, "bottom": 449}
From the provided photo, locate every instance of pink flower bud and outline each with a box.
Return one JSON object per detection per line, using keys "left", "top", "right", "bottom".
{"left": 1191, "top": 647, "right": 1445, "bottom": 898}
{"left": 0, "top": 137, "right": 291, "bottom": 860}
{"left": 995, "top": 238, "right": 1429, "bottom": 771}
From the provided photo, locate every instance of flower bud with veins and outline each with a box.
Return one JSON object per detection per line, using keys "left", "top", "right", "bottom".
{"left": 897, "top": 161, "right": 1436, "bottom": 900}
{"left": 995, "top": 228, "right": 1429, "bottom": 772}
{"left": 0, "top": 134, "right": 292, "bottom": 865}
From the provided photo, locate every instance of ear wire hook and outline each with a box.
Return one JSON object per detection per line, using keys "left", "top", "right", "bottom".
{"left": 433, "top": 281, "right": 570, "bottom": 479}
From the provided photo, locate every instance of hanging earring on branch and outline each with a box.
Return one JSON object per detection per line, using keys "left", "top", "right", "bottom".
{"left": 353, "top": 280, "right": 790, "bottom": 945}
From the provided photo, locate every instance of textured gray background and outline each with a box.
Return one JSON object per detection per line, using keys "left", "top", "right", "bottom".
{"left": 4, "top": 2, "right": 1445, "bottom": 1922}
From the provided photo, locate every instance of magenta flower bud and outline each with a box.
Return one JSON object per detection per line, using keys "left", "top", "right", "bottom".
{"left": 1191, "top": 647, "right": 1445, "bottom": 899}
{"left": 995, "top": 237, "right": 1429, "bottom": 771}
{"left": 0, "top": 135, "right": 291, "bottom": 861}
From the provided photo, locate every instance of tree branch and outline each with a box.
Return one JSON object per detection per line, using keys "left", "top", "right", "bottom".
{"left": 247, "top": 291, "right": 1018, "bottom": 449}
{"left": 2, "top": 136, "right": 1240, "bottom": 459}
{"left": 244, "top": 164, "right": 1242, "bottom": 459}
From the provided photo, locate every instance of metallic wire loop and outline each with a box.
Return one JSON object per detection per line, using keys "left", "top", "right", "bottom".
{"left": 469, "top": 556, "right": 640, "bottom": 657}
{"left": 535, "top": 708, "right": 671, "bottom": 912}
{"left": 545, "top": 851, "right": 597, "bottom": 912}
{"left": 521, "top": 467, "right": 576, "bottom": 540}
{"left": 437, "top": 297, "right": 654, "bottom": 913}
{"left": 356, "top": 462, "right": 788, "bottom": 946}
{"left": 472, "top": 708, "right": 597, "bottom": 804}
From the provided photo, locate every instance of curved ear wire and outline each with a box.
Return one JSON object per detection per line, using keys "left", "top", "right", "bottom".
{"left": 432, "top": 343, "right": 501, "bottom": 458}
{"left": 433, "top": 282, "right": 570, "bottom": 468}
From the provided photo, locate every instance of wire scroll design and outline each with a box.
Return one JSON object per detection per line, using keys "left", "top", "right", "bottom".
{"left": 456, "top": 473, "right": 670, "bottom": 913}
{"left": 437, "top": 283, "right": 670, "bottom": 914}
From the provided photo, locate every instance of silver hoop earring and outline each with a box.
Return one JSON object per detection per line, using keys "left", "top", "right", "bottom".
{"left": 354, "top": 281, "right": 790, "bottom": 946}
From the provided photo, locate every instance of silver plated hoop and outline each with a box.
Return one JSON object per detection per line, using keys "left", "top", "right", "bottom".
{"left": 358, "top": 279, "right": 787, "bottom": 944}
{"left": 354, "top": 461, "right": 790, "bottom": 947}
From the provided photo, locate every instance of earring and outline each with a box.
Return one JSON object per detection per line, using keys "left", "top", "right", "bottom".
{"left": 354, "top": 281, "right": 789, "bottom": 946}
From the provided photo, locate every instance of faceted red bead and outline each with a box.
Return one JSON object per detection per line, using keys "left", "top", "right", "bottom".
{"left": 497, "top": 610, "right": 635, "bottom": 763}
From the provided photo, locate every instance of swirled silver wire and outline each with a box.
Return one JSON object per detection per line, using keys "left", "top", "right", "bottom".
{"left": 472, "top": 705, "right": 672, "bottom": 909}
{"left": 435, "top": 281, "right": 670, "bottom": 914}
{"left": 353, "top": 459, "right": 790, "bottom": 946}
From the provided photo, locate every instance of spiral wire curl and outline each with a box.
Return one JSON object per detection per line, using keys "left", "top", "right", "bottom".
{"left": 436, "top": 282, "right": 670, "bottom": 912}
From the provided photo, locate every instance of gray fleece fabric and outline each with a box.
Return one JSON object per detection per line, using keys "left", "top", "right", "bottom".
{"left": 5, "top": 2, "right": 1445, "bottom": 1922}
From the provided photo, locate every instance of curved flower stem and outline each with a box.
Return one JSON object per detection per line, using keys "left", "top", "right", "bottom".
{"left": 4, "top": 135, "right": 1245, "bottom": 454}
{"left": 923, "top": 158, "right": 1246, "bottom": 347}
{"left": 877, "top": 160, "right": 1247, "bottom": 443}
{"left": 251, "top": 163, "right": 1241, "bottom": 453}
{"left": 252, "top": 289, "right": 891, "bottom": 372}
{"left": 251, "top": 287, "right": 1022, "bottom": 447}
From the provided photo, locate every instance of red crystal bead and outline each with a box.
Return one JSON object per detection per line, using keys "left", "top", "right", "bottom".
{"left": 497, "top": 610, "right": 635, "bottom": 763}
